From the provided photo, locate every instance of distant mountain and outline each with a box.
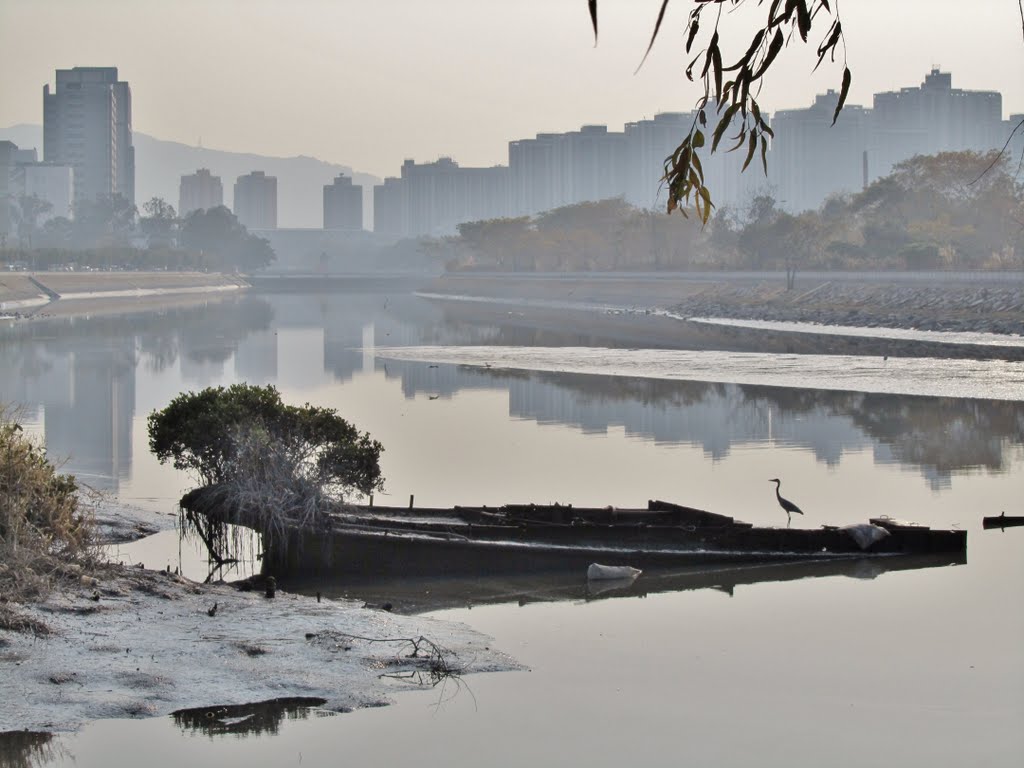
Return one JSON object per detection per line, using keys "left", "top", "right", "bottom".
{"left": 0, "top": 124, "right": 380, "bottom": 230}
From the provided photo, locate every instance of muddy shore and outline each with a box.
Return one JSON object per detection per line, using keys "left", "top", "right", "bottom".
{"left": 423, "top": 272, "right": 1024, "bottom": 361}
{"left": 0, "top": 500, "right": 515, "bottom": 734}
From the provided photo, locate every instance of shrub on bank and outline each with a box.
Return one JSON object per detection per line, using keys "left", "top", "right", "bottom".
{"left": 0, "top": 407, "right": 94, "bottom": 631}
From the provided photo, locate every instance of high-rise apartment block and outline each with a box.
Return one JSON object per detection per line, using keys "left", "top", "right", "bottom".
{"left": 770, "top": 91, "right": 872, "bottom": 213}
{"left": 179, "top": 168, "right": 223, "bottom": 217}
{"left": 771, "top": 70, "right": 1007, "bottom": 211}
{"left": 234, "top": 171, "right": 277, "bottom": 230}
{"left": 373, "top": 177, "right": 403, "bottom": 236}
{"left": 870, "top": 69, "right": 1003, "bottom": 180}
{"left": 43, "top": 67, "right": 134, "bottom": 206}
{"left": 322, "top": 174, "right": 363, "bottom": 230}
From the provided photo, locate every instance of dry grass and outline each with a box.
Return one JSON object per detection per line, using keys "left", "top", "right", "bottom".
{"left": 0, "top": 405, "right": 98, "bottom": 633}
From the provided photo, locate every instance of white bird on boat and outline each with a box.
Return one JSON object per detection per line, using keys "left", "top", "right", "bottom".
{"left": 587, "top": 563, "right": 642, "bottom": 581}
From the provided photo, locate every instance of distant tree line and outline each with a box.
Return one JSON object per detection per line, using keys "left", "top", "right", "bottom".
{"left": 438, "top": 151, "right": 1024, "bottom": 273}
{"left": 1, "top": 196, "right": 275, "bottom": 273}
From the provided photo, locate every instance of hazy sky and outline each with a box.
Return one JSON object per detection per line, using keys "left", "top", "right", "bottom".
{"left": 1, "top": 0, "right": 1022, "bottom": 178}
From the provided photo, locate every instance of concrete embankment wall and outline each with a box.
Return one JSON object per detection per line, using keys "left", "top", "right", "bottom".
{"left": 0, "top": 272, "right": 249, "bottom": 312}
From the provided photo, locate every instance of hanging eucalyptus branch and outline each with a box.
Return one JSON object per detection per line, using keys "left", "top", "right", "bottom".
{"left": 589, "top": 0, "right": 851, "bottom": 222}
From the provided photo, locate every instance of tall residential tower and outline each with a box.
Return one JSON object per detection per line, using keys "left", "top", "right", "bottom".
{"left": 234, "top": 171, "right": 277, "bottom": 230}
{"left": 179, "top": 169, "right": 224, "bottom": 217}
{"left": 43, "top": 67, "right": 134, "bottom": 206}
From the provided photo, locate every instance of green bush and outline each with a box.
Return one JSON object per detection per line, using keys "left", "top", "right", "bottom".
{"left": 147, "top": 384, "right": 384, "bottom": 498}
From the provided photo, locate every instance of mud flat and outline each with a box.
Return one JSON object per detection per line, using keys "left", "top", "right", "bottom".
{"left": 423, "top": 272, "right": 1024, "bottom": 361}
{"left": 0, "top": 500, "right": 515, "bottom": 734}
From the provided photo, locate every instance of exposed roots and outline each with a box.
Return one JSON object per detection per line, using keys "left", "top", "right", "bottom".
{"left": 305, "top": 631, "right": 466, "bottom": 688}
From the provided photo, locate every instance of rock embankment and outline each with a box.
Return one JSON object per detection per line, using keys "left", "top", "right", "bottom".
{"left": 671, "top": 281, "right": 1024, "bottom": 336}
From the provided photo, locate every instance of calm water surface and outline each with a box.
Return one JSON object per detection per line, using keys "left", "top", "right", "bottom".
{"left": 1, "top": 291, "right": 1021, "bottom": 767}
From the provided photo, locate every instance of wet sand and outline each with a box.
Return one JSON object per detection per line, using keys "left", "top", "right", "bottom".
{"left": 0, "top": 500, "right": 515, "bottom": 734}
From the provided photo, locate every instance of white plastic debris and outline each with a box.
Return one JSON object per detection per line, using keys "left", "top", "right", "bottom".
{"left": 841, "top": 523, "right": 891, "bottom": 550}
{"left": 587, "top": 563, "right": 642, "bottom": 581}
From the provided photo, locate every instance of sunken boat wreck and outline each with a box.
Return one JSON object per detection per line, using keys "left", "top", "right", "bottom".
{"left": 180, "top": 489, "right": 967, "bottom": 579}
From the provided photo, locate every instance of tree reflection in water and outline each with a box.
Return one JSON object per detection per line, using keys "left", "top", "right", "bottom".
{"left": 171, "top": 697, "right": 329, "bottom": 738}
{"left": 0, "top": 731, "right": 60, "bottom": 768}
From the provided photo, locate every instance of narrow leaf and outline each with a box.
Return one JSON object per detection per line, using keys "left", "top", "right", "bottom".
{"left": 637, "top": 0, "right": 673, "bottom": 72}
{"left": 832, "top": 66, "right": 851, "bottom": 125}
{"left": 589, "top": 0, "right": 598, "bottom": 41}
{"left": 741, "top": 131, "right": 758, "bottom": 172}
{"left": 743, "top": 29, "right": 766, "bottom": 62}
{"left": 685, "top": 15, "right": 700, "bottom": 53}
{"left": 700, "top": 186, "right": 714, "bottom": 225}
{"left": 796, "top": 0, "right": 811, "bottom": 42}
{"left": 727, "top": 128, "right": 748, "bottom": 154}
{"left": 710, "top": 113, "right": 731, "bottom": 153}
{"left": 752, "top": 28, "right": 784, "bottom": 80}
{"left": 691, "top": 150, "right": 704, "bottom": 181}
{"left": 701, "top": 31, "right": 719, "bottom": 79}
{"left": 760, "top": 135, "right": 769, "bottom": 175}
{"left": 712, "top": 45, "right": 723, "bottom": 101}
{"left": 751, "top": 99, "right": 765, "bottom": 130}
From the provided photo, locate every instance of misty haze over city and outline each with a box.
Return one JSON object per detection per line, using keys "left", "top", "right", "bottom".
{"left": 1, "top": 3, "right": 1022, "bottom": 767}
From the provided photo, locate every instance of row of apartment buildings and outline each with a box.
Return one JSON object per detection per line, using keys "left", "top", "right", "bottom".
{"left": 4, "top": 66, "right": 1021, "bottom": 245}
{"left": 374, "top": 69, "right": 1023, "bottom": 237}
{"left": 179, "top": 168, "right": 279, "bottom": 230}
{"left": 178, "top": 169, "right": 362, "bottom": 231}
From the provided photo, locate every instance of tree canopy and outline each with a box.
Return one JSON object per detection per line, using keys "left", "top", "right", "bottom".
{"left": 179, "top": 206, "right": 276, "bottom": 272}
{"left": 147, "top": 383, "right": 383, "bottom": 499}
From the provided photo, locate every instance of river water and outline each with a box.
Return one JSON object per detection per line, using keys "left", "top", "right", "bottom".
{"left": 1, "top": 290, "right": 1022, "bottom": 767}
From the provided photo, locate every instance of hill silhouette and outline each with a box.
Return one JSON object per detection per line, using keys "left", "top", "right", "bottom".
{"left": 0, "top": 124, "right": 380, "bottom": 230}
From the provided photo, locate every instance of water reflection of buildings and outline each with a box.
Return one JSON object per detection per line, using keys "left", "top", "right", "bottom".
{"left": 234, "top": 329, "right": 278, "bottom": 382}
{"left": 0, "top": 298, "right": 273, "bottom": 493}
{"left": 0, "top": 336, "right": 135, "bottom": 492}
{"left": 3, "top": 293, "right": 1019, "bottom": 495}
{"left": 383, "top": 359, "right": 1023, "bottom": 488}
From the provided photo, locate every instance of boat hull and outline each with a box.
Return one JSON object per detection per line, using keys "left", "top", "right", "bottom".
{"left": 264, "top": 511, "right": 968, "bottom": 578}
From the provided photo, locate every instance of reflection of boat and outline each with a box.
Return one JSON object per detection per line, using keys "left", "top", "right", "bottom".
{"left": 293, "top": 552, "right": 967, "bottom": 614}
{"left": 177, "top": 491, "right": 967, "bottom": 578}
{"left": 983, "top": 512, "right": 1024, "bottom": 530}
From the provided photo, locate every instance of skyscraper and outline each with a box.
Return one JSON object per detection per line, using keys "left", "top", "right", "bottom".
{"left": 43, "top": 67, "right": 134, "bottom": 206}
{"left": 179, "top": 168, "right": 223, "bottom": 217}
{"left": 870, "top": 69, "right": 1003, "bottom": 180}
{"left": 322, "top": 174, "right": 362, "bottom": 230}
{"left": 234, "top": 171, "right": 277, "bottom": 230}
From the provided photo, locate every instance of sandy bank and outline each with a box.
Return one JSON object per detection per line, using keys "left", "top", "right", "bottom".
{"left": 0, "top": 500, "right": 516, "bottom": 734}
